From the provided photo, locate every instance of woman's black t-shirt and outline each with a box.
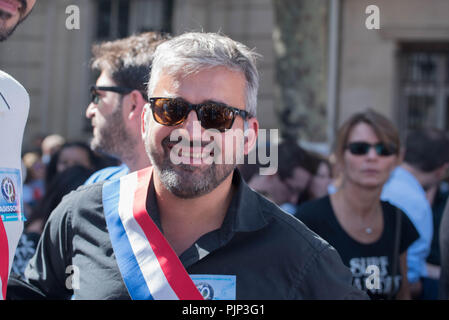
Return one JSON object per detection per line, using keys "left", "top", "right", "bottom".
{"left": 296, "top": 196, "right": 419, "bottom": 300}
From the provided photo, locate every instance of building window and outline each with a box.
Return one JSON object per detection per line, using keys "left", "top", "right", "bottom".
{"left": 398, "top": 43, "right": 449, "bottom": 135}
{"left": 95, "top": 0, "right": 173, "bottom": 41}
{"left": 96, "top": 0, "right": 130, "bottom": 40}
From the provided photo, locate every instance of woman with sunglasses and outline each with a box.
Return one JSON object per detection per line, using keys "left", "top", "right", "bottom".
{"left": 296, "top": 109, "right": 419, "bottom": 300}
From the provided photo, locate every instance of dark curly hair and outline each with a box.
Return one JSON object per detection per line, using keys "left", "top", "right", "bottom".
{"left": 91, "top": 31, "right": 171, "bottom": 100}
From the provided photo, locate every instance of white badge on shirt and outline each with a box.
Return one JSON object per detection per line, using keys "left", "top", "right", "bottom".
{"left": 0, "top": 168, "right": 24, "bottom": 222}
{"left": 190, "top": 275, "right": 236, "bottom": 300}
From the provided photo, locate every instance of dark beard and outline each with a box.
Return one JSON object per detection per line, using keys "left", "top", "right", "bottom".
{"left": 90, "top": 108, "right": 135, "bottom": 160}
{"left": 0, "top": 10, "right": 14, "bottom": 41}
{"left": 149, "top": 135, "right": 236, "bottom": 199}
{"left": 158, "top": 161, "right": 235, "bottom": 199}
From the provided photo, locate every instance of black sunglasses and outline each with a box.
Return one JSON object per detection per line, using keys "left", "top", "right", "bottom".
{"left": 346, "top": 142, "right": 397, "bottom": 157}
{"left": 149, "top": 97, "right": 250, "bottom": 132}
{"left": 90, "top": 85, "right": 136, "bottom": 104}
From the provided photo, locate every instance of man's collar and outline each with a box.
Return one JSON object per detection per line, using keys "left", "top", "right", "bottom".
{"left": 146, "top": 168, "right": 269, "bottom": 240}
{"left": 211, "top": 169, "right": 269, "bottom": 249}
{"left": 144, "top": 168, "right": 269, "bottom": 266}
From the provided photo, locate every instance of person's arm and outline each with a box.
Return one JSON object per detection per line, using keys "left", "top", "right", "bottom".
{"left": 403, "top": 205, "right": 432, "bottom": 294}
{"left": 396, "top": 209, "right": 425, "bottom": 299}
{"left": 7, "top": 195, "right": 74, "bottom": 299}
{"left": 395, "top": 252, "right": 411, "bottom": 300}
{"left": 292, "top": 244, "right": 369, "bottom": 300}
{"left": 381, "top": 188, "right": 433, "bottom": 288}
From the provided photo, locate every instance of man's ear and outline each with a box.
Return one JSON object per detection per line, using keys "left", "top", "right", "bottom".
{"left": 141, "top": 103, "right": 151, "bottom": 138}
{"left": 244, "top": 117, "right": 259, "bottom": 155}
{"left": 125, "top": 90, "right": 146, "bottom": 121}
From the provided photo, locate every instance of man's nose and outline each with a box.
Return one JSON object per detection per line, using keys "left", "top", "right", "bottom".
{"left": 86, "top": 102, "right": 95, "bottom": 119}
{"left": 183, "top": 110, "right": 203, "bottom": 141}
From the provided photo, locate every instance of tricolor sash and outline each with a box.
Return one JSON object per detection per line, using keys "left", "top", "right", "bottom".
{"left": 102, "top": 167, "right": 203, "bottom": 300}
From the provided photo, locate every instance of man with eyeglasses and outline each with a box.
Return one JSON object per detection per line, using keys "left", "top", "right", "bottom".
{"left": 8, "top": 32, "right": 366, "bottom": 300}
{"left": 83, "top": 32, "right": 169, "bottom": 185}
{"left": 0, "top": 0, "right": 36, "bottom": 300}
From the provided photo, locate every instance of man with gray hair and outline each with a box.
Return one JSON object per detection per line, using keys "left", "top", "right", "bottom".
{"left": 8, "top": 32, "right": 366, "bottom": 300}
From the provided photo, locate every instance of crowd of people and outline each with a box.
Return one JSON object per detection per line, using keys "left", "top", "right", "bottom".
{"left": 1, "top": 0, "right": 449, "bottom": 301}
{"left": 246, "top": 111, "right": 449, "bottom": 300}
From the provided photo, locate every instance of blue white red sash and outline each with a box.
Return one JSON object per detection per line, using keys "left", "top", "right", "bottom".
{"left": 0, "top": 219, "right": 8, "bottom": 300}
{"left": 102, "top": 167, "right": 203, "bottom": 300}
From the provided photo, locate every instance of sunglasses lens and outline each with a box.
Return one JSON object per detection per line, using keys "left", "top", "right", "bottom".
{"left": 90, "top": 88, "right": 99, "bottom": 104}
{"left": 348, "top": 142, "right": 396, "bottom": 156}
{"left": 348, "top": 142, "right": 370, "bottom": 155}
{"left": 199, "top": 103, "right": 235, "bottom": 131}
{"left": 375, "top": 143, "right": 395, "bottom": 156}
{"left": 152, "top": 98, "right": 187, "bottom": 126}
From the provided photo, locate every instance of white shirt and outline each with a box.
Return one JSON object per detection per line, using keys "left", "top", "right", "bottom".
{"left": 0, "top": 70, "right": 29, "bottom": 299}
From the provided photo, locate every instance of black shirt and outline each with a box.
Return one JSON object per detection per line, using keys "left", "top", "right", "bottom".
{"left": 296, "top": 196, "right": 419, "bottom": 300}
{"left": 8, "top": 171, "right": 368, "bottom": 300}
